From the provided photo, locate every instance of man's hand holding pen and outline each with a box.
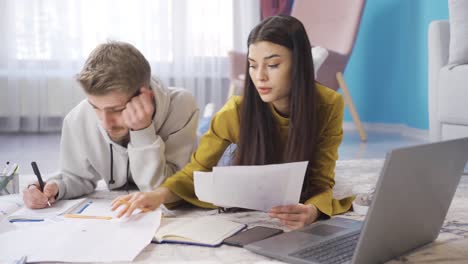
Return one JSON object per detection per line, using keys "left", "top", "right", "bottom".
{"left": 23, "top": 162, "right": 58, "bottom": 209}
{"left": 23, "top": 182, "right": 58, "bottom": 209}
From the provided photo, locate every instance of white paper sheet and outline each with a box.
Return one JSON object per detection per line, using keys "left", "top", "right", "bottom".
{"left": 0, "top": 194, "right": 22, "bottom": 222}
{"left": 194, "top": 161, "right": 308, "bottom": 211}
{"left": 8, "top": 197, "right": 87, "bottom": 221}
{"left": 194, "top": 171, "right": 215, "bottom": 203}
{"left": 0, "top": 208, "right": 162, "bottom": 262}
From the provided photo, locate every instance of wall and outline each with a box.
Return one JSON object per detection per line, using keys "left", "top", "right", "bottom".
{"left": 344, "top": 0, "right": 449, "bottom": 129}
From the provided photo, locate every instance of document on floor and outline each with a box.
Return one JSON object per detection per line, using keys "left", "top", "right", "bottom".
{"left": 0, "top": 203, "right": 162, "bottom": 262}
{"left": 194, "top": 161, "right": 309, "bottom": 212}
{"left": 5, "top": 197, "right": 87, "bottom": 221}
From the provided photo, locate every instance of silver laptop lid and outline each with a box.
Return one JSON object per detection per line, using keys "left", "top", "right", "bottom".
{"left": 352, "top": 137, "right": 468, "bottom": 263}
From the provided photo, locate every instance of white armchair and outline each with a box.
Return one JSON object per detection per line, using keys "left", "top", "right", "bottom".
{"left": 428, "top": 20, "right": 468, "bottom": 141}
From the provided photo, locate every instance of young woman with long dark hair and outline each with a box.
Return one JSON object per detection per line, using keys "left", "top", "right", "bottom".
{"left": 112, "top": 15, "right": 353, "bottom": 229}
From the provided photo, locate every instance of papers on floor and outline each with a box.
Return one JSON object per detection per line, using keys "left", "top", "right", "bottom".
{"left": 0, "top": 205, "right": 162, "bottom": 262}
{"left": 0, "top": 194, "right": 22, "bottom": 222}
{"left": 6, "top": 197, "right": 87, "bottom": 221}
{"left": 154, "top": 216, "right": 246, "bottom": 247}
{"left": 194, "top": 161, "right": 308, "bottom": 211}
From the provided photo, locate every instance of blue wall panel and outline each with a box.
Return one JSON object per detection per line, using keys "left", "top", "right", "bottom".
{"left": 343, "top": 0, "right": 448, "bottom": 129}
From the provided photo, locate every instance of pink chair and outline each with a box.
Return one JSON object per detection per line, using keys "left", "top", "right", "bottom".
{"left": 291, "top": 0, "right": 367, "bottom": 141}
{"left": 227, "top": 51, "right": 246, "bottom": 99}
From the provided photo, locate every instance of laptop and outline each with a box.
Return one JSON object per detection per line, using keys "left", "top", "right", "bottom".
{"left": 245, "top": 137, "right": 468, "bottom": 264}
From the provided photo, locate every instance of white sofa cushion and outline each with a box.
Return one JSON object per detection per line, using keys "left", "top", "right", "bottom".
{"left": 438, "top": 64, "right": 468, "bottom": 124}
{"left": 448, "top": 0, "right": 468, "bottom": 66}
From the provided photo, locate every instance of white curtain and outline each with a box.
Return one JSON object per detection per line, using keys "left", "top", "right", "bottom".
{"left": 0, "top": 0, "right": 260, "bottom": 132}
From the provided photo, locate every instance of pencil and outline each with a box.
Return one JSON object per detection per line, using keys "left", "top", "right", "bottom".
{"left": 64, "top": 214, "right": 113, "bottom": 220}
{"left": 117, "top": 199, "right": 152, "bottom": 212}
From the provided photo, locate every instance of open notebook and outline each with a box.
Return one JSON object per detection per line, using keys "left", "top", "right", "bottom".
{"left": 1, "top": 197, "right": 87, "bottom": 222}
{"left": 153, "top": 216, "right": 247, "bottom": 247}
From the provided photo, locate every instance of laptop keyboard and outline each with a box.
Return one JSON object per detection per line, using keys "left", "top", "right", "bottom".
{"left": 289, "top": 231, "right": 360, "bottom": 264}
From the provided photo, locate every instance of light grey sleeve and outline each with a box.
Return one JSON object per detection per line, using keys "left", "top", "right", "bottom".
{"left": 128, "top": 108, "right": 199, "bottom": 192}
{"left": 47, "top": 117, "right": 101, "bottom": 200}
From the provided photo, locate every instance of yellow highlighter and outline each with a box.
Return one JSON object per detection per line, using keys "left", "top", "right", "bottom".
{"left": 64, "top": 214, "right": 113, "bottom": 220}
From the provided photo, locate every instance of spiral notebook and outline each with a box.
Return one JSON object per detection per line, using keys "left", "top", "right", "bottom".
{"left": 153, "top": 216, "right": 246, "bottom": 247}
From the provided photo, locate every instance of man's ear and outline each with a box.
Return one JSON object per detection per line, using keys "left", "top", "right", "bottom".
{"left": 132, "top": 89, "right": 142, "bottom": 97}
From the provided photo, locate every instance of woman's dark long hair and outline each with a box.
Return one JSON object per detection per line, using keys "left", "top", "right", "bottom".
{"left": 234, "top": 15, "right": 321, "bottom": 202}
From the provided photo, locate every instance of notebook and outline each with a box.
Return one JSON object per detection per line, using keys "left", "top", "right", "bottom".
{"left": 0, "top": 196, "right": 88, "bottom": 222}
{"left": 153, "top": 216, "right": 247, "bottom": 247}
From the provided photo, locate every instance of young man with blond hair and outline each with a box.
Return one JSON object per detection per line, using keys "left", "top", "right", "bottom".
{"left": 23, "top": 41, "right": 199, "bottom": 208}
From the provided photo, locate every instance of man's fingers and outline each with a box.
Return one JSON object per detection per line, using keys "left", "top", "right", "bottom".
{"left": 26, "top": 201, "right": 46, "bottom": 209}
{"left": 125, "top": 103, "right": 138, "bottom": 122}
{"left": 28, "top": 188, "right": 48, "bottom": 201}
{"left": 23, "top": 188, "right": 49, "bottom": 209}
{"left": 130, "top": 95, "right": 153, "bottom": 119}
{"left": 43, "top": 182, "right": 58, "bottom": 198}
{"left": 121, "top": 108, "right": 131, "bottom": 126}
{"left": 138, "top": 92, "right": 154, "bottom": 114}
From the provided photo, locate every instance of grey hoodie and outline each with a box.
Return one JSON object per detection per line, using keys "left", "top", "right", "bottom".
{"left": 49, "top": 79, "right": 199, "bottom": 199}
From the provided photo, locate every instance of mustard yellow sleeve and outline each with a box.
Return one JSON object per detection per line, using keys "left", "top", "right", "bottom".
{"left": 304, "top": 92, "right": 354, "bottom": 217}
{"left": 161, "top": 97, "right": 242, "bottom": 208}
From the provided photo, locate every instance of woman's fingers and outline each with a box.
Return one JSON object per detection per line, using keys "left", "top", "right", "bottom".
{"left": 270, "top": 212, "right": 306, "bottom": 222}
{"left": 270, "top": 204, "right": 319, "bottom": 230}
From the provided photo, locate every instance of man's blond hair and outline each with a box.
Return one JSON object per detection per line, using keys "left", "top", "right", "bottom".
{"left": 77, "top": 41, "right": 151, "bottom": 96}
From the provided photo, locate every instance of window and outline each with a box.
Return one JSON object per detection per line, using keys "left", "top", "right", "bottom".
{"left": 10, "top": 0, "right": 233, "bottom": 62}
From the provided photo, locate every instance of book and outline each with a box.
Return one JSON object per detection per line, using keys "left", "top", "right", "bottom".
{"left": 153, "top": 216, "right": 247, "bottom": 247}
{"left": 0, "top": 196, "right": 88, "bottom": 222}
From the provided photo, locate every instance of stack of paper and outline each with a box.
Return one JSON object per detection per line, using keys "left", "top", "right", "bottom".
{"left": 194, "top": 161, "right": 308, "bottom": 211}
{"left": 0, "top": 198, "right": 162, "bottom": 263}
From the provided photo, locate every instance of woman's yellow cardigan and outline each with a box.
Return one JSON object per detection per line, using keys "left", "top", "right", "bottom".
{"left": 161, "top": 83, "right": 354, "bottom": 218}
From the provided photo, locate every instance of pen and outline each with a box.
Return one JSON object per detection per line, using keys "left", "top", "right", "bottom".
{"left": 64, "top": 214, "right": 113, "bottom": 220}
{"left": 31, "top": 161, "right": 52, "bottom": 207}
